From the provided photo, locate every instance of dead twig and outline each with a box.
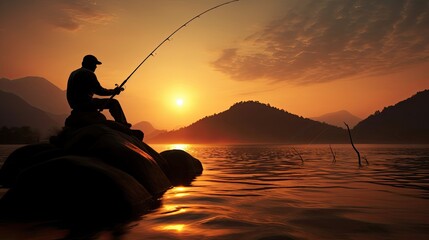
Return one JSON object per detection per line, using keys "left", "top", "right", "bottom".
{"left": 344, "top": 122, "right": 362, "bottom": 167}
{"left": 292, "top": 147, "right": 304, "bottom": 165}
{"left": 329, "top": 144, "right": 336, "bottom": 164}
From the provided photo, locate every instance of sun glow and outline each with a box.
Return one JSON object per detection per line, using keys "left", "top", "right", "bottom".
{"left": 168, "top": 144, "right": 189, "bottom": 151}
{"left": 161, "top": 224, "right": 185, "bottom": 232}
{"left": 173, "top": 186, "right": 190, "bottom": 197}
{"left": 176, "top": 98, "right": 184, "bottom": 107}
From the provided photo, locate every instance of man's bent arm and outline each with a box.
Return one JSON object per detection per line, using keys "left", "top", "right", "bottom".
{"left": 94, "top": 86, "right": 115, "bottom": 96}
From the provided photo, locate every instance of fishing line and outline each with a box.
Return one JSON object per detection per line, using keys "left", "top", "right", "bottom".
{"left": 108, "top": 0, "right": 239, "bottom": 101}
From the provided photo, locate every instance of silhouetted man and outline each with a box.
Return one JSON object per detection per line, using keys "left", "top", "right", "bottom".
{"left": 67, "top": 55, "right": 131, "bottom": 128}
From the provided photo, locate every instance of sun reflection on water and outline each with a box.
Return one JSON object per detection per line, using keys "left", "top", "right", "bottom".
{"left": 168, "top": 144, "right": 189, "bottom": 151}
{"left": 160, "top": 224, "right": 186, "bottom": 232}
{"left": 166, "top": 186, "right": 190, "bottom": 198}
{"left": 162, "top": 204, "right": 187, "bottom": 214}
{"left": 156, "top": 187, "right": 190, "bottom": 234}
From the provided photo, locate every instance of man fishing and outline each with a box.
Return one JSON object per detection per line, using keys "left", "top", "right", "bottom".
{"left": 66, "top": 1, "right": 237, "bottom": 130}
{"left": 66, "top": 55, "right": 131, "bottom": 128}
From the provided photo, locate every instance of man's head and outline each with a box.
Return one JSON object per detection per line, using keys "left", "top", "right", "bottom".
{"left": 82, "top": 55, "right": 102, "bottom": 71}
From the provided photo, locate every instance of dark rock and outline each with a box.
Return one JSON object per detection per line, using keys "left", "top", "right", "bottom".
{"left": 0, "top": 143, "right": 63, "bottom": 187}
{"left": 63, "top": 110, "right": 144, "bottom": 141}
{"left": 1, "top": 156, "right": 152, "bottom": 221}
{"left": 65, "top": 110, "right": 107, "bottom": 128}
{"left": 65, "top": 124, "right": 171, "bottom": 196}
{"left": 160, "top": 149, "right": 204, "bottom": 185}
{"left": 0, "top": 121, "right": 203, "bottom": 221}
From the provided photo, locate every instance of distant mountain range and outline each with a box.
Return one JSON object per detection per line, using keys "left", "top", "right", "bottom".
{"left": 149, "top": 101, "right": 348, "bottom": 144}
{"left": 0, "top": 77, "right": 69, "bottom": 138}
{"left": 132, "top": 121, "right": 167, "bottom": 139}
{"left": 0, "top": 90, "right": 62, "bottom": 136}
{"left": 149, "top": 90, "right": 429, "bottom": 144}
{"left": 0, "top": 77, "right": 69, "bottom": 115}
{"left": 311, "top": 110, "right": 361, "bottom": 128}
{"left": 353, "top": 90, "right": 429, "bottom": 143}
{"left": 1, "top": 76, "right": 428, "bottom": 143}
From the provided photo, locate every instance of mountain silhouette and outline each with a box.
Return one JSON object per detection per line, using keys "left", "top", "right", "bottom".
{"left": 312, "top": 110, "right": 362, "bottom": 128}
{"left": 149, "top": 101, "right": 347, "bottom": 144}
{"left": 0, "top": 77, "right": 69, "bottom": 115}
{"left": 133, "top": 121, "right": 166, "bottom": 139}
{"left": 2, "top": 76, "right": 427, "bottom": 144}
{"left": 0, "top": 90, "right": 62, "bottom": 137}
{"left": 353, "top": 89, "right": 429, "bottom": 143}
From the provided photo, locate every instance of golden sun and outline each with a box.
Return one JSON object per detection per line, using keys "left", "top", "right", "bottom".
{"left": 175, "top": 98, "right": 184, "bottom": 107}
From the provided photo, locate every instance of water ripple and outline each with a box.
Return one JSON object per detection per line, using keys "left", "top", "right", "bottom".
{"left": 2, "top": 144, "right": 429, "bottom": 240}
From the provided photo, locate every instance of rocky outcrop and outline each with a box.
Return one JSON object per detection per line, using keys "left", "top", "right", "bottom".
{"left": 0, "top": 120, "right": 203, "bottom": 221}
{"left": 160, "top": 149, "right": 204, "bottom": 185}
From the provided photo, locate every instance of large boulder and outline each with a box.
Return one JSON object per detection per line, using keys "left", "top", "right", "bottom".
{"left": 58, "top": 124, "right": 172, "bottom": 196}
{"left": 0, "top": 143, "right": 63, "bottom": 188}
{"left": 1, "top": 156, "right": 152, "bottom": 221}
{"left": 0, "top": 121, "right": 203, "bottom": 221}
{"left": 160, "top": 149, "right": 203, "bottom": 185}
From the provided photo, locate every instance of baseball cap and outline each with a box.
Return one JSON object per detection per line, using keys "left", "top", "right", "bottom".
{"left": 83, "top": 55, "right": 102, "bottom": 65}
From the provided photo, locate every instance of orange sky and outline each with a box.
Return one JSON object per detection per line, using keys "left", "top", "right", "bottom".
{"left": 1, "top": 0, "right": 428, "bottom": 130}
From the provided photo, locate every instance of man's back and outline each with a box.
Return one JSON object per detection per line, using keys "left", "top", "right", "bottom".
{"left": 66, "top": 67, "right": 100, "bottom": 110}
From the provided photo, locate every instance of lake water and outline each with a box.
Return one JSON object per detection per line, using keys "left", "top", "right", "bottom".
{"left": 1, "top": 144, "right": 429, "bottom": 239}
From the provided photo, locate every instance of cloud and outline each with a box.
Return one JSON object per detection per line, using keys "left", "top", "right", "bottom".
{"left": 0, "top": 0, "right": 114, "bottom": 32}
{"left": 44, "top": 0, "right": 115, "bottom": 31}
{"left": 213, "top": 0, "right": 429, "bottom": 84}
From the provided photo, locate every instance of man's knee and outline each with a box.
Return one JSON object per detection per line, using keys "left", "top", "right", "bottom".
{"left": 109, "top": 99, "right": 120, "bottom": 107}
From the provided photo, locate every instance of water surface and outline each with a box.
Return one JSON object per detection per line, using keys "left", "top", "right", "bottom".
{"left": 1, "top": 144, "right": 429, "bottom": 239}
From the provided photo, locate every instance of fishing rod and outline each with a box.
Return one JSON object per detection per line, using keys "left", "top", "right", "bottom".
{"left": 108, "top": 0, "right": 239, "bottom": 101}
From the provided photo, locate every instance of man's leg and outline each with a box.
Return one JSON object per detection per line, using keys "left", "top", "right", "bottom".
{"left": 92, "top": 98, "right": 130, "bottom": 127}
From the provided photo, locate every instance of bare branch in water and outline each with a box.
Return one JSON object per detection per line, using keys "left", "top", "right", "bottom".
{"left": 329, "top": 144, "right": 336, "bottom": 164}
{"left": 292, "top": 147, "right": 304, "bottom": 165}
{"left": 344, "top": 122, "right": 362, "bottom": 167}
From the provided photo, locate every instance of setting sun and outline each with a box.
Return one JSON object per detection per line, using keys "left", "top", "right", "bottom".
{"left": 176, "top": 98, "right": 184, "bottom": 107}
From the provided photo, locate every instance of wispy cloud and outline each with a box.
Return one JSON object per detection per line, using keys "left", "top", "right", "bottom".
{"left": 213, "top": 0, "right": 429, "bottom": 84}
{"left": 0, "top": 0, "right": 114, "bottom": 32}
{"left": 45, "top": 0, "right": 115, "bottom": 31}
